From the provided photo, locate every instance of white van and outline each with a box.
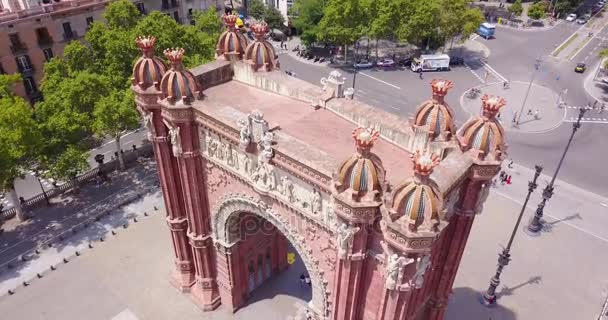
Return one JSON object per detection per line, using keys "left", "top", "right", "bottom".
{"left": 411, "top": 54, "right": 451, "bottom": 72}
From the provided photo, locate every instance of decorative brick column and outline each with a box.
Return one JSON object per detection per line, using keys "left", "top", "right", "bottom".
{"left": 427, "top": 176, "right": 489, "bottom": 319}
{"left": 162, "top": 112, "right": 221, "bottom": 311}
{"left": 130, "top": 36, "right": 195, "bottom": 291}
{"left": 135, "top": 93, "right": 196, "bottom": 291}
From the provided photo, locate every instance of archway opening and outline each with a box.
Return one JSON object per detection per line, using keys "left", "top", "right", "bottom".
{"left": 228, "top": 212, "right": 312, "bottom": 316}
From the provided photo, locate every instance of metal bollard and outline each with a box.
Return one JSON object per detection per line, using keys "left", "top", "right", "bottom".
{"left": 22, "top": 281, "right": 28, "bottom": 286}
{"left": 63, "top": 258, "right": 68, "bottom": 264}
{"left": 75, "top": 251, "right": 80, "bottom": 256}
{"left": 8, "top": 290, "right": 14, "bottom": 295}
{"left": 50, "top": 265, "right": 56, "bottom": 271}
{"left": 88, "top": 243, "right": 93, "bottom": 249}
{"left": 133, "top": 218, "right": 138, "bottom": 223}
{"left": 37, "top": 273, "right": 42, "bottom": 279}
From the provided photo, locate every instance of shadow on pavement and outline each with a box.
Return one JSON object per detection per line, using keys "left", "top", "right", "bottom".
{"left": 446, "top": 287, "right": 517, "bottom": 320}
{"left": 497, "top": 275, "right": 542, "bottom": 298}
{"left": 537, "top": 212, "right": 582, "bottom": 234}
{"left": 0, "top": 162, "right": 159, "bottom": 286}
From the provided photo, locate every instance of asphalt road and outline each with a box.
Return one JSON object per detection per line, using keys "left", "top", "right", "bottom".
{"left": 278, "top": 20, "right": 608, "bottom": 197}
{"left": 0, "top": 129, "right": 149, "bottom": 211}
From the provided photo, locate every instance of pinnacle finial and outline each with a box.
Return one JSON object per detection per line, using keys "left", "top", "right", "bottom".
{"left": 251, "top": 22, "right": 269, "bottom": 40}
{"left": 480, "top": 94, "right": 506, "bottom": 119}
{"left": 163, "top": 47, "right": 185, "bottom": 69}
{"left": 411, "top": 150, "right": 440, "bottom": 177}
{"left": 224, "top": 13, "right": 238, "bottom": 29}
{"left": 430, "top": 79, "right": 453, "bottom": 101}
{"left": 136, "top": 36, "right": 156, "bottom": 57}
{"left": 352, "top": 127, "right": 379, "bottom": 155}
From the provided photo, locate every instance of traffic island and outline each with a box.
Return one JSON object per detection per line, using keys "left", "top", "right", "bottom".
{"left": 460, "top": 81, "right": 565, "bottom": 133}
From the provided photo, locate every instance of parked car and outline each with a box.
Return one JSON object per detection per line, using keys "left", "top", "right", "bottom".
{"left": 566, "top": 13, "right": 577, "bottom": 21}
{"left": 577, "top": 14, "right": 591, "bottom": 24}
{"left": 596, "top": 1, "right": 605, "bottom": 8}
{"left": 575, "top": 62, "right": 586, "bottom": 73}
{"left": 397, "top": 57, "right": 413, "bottom": 67}
{"left": 353, "top": 60, "right": 374, "bottom": 69}
{"left": 376, "top": 59, "right": 396, "bottom": 68}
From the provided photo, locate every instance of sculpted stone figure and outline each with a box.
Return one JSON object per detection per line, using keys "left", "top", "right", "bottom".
{"left": 142, "top": 111, "right": 154, "bottom": 141}
{"left": 410, "top": 255, "right": 432, "bottom": 288}
{"left": 310, "top": 188, "right": 322, "bottom": 215}
{"left": 168, "top": 126, "right": 181, "bottom": 157}
{"left": 243, "top": 155, "right": 253, "bottom": 175}
{"left": 279, "top": 176, "right": 296, "bottom": 202}
{"left": 259, "top": 131, "right": 274, "bottom": 162}
{"left": 324, "top": 200, "right": 335, "bottom": 225}
{"left": 336, "top": 223, "right": 360, "bottom": 259}
{"left": 250, "top": 162, "right": 276, "bottom": 191}
{"left": 238, "top": 119, "right": 251, "bottom": 147}
{"left": 226, "top": 143, "right": 235, "bottom": 167}
{"left": 385, "top": 254, "right": 415, "bottom": 290}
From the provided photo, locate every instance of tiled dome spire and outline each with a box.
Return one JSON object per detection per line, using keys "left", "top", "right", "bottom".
{"left": 334, "top": 127, "right": 386, "bottom": 202}
{"left": 132, "top": 36, "right": 167, "bottom": 90}
{"left": 216, "top": 13, "right": 249, "bottom": 60}
{"left": 243, "top": 22, "right": 279, "bottom": 71}
{"left": 458, "top": 94, "right": 507, "bottom": 161}
{"left": 388, "top": 150, "right": 442, "bottom": 232}
{"left": 413, "top": 79, "right": 456, "bottom": 141}
{"left": 159, "top": 48, "right": 202, "bottom": 105}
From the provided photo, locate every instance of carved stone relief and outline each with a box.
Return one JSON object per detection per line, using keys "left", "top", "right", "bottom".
{"left": 385, "top": 253, "right": 415, "bottom": 290}
{"left": 163, "top": 120, "right": 182, "bottom": 157}
{"left": 336, "top": 223, "right": 360, "bottom": 259}
{"left": 409, "top": 254, "right": 431, "bottom": 289}
{"left": 202, "top": 129, "right": 333, "bottom": 230}
{"left": 137, "top": 106, "right": 155, "bottom": 141}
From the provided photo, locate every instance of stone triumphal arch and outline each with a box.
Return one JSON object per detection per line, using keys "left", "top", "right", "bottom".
{"left": 131, "top": 16, "right": 505, "bottom": 320}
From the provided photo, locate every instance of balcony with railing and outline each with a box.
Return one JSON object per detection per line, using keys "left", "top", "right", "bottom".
{"left": 62, "top": 30, "right": 78, "bottom": 42}
{"left": 17, "top": 63, "right": 35, "bottom": 75}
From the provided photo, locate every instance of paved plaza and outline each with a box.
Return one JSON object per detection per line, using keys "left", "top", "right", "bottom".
{"left": 0, "top": 173, "right": 607, "bottom": 319}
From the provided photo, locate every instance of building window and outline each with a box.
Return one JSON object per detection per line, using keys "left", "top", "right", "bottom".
{"left": 136, "top": 2, "right": 145, "bottom": 14}
{"left": 0, "top": 63, "right": 5, "bottom": 75}
{"left": 62, "top": 22, "right": 74, "bottom": 40}
{"left": 16, "top": 55, "right": 32, "bottom": 72}
{"left": 35, "top": 27, "right": 53, "bottom": 47}
{"left": 43, "top": 48, "right": 54, "bottom": 61}
{"left": 86, "top": 16, "right": 94, "bottom": 27}
{"left": 9, "top": 33, "right": 26, "bottom": 54}
{"left": 23, "top": 77, "right": 38, "bottom": 95}
{"left": 173, "top": 11, "right": 180, "bottom": 23}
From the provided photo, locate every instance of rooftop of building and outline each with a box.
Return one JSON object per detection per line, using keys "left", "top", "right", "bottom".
{"left": 198, "top": 78, "right": 414, "bottom": 185}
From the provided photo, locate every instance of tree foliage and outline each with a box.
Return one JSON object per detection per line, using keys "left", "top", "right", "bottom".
{"left": 527, "top": 2, "right": 547, "bottom": 20}
{"left": 193, "top": 6, "right": 222, "bottom": 41}
{"left": 47, "top": 145, "right": 89, "bottom": 182}
{"left": 265, "top": 5, "right": 285, "bottom": 30}
{"left": 508, "top": 0, "right": 524, "bottom": 17}
{"left": 248, "top": 0, "right": 266, "bottom": 20}
{"left": 317, "top": 0, "right": 364, "bottom": 46}
{"left": 0, "top": 73, "right": 22, "bottom": 99}
{"left": 291, "top": 0, "right": 326, "bottom": 45}
{"left": 0, "top": 86, "right": 41, "bottom": 191}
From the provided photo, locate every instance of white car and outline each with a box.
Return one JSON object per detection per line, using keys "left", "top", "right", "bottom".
{"left": 566, "top": 13, "right": 577, "bottom": 21}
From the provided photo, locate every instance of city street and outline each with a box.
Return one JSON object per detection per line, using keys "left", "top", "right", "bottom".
{"left": 278, "top": 19, "right": 608, "bottom": 197}
{"left": 0, "top": 129, "right": 148, "bottom": 212}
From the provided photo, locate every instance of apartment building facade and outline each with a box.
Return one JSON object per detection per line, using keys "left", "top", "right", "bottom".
{"left": 0, "top": 0, "right": 222, "bottom": 102}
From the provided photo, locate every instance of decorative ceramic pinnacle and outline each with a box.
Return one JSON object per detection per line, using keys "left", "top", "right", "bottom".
{"left": 352, "top": 127, "right": 379, "bottom": 155}
{"left": 411, "top": 150, "right": 440, "bottom": 177}
{"left": 164, "top": 47, "right": 185, "bottom": 70}
{"left": 430, "top": 79, "right": 453, "bottom": 101}
{"left": 224, "top": 13, "right": 238, "bottom": 29}
{"left": 481, "top": 94, "right": 506, "bottom": 119}
{"left": 251, "top": 22, "right": 269, "bottom": 40}
{"left": 136, "top": 36, "right": 156, "bottom": 58}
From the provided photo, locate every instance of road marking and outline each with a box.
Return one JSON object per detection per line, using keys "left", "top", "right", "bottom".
{"left": 482, "top": 62, "right": 508, "bottom": 82}
{"left": 601, "top": 202, "right": 608, "bottom": 207}
{"left": 470, "top": 34, "right": 480, "bottom": 41}
{"left": 358, "top": 72, "right": 401, "bottom": 90}
{"left": 463, "top": 62, "right": 485, "bottom": 83}
{"left": 388, "top": 105, "right": 399, "bottom": 110}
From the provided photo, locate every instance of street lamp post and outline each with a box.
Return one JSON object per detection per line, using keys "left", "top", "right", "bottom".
{"left": 481, "top": 165, "right": 543, "bottom": 306}
{"left": 526, "top": 107, "right": 586, "bottom": 234}
{"left": 352, "top": 41, "right": 359, "bottom": 99}
{"left": 516, "top": 56, "right": 542, "bottom": 125}
{"left": 33, "top": 169, "right": 50, "bottom": 206}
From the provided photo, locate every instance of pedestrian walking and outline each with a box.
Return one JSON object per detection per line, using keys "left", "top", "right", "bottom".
{"left": 506, "top": 175, "right": 512, "bottom": 185}
{"left": 601, "top": 103, "right": 605, "bottom": 113}
{"left": 512, "top": 112, "right": 518, "bottom": 124}
{"left": 305, "top": 275, "right": 311, "bottom": 287}
{"left": 300, "top": 274, "right": 305, "bottom": 287}
{"left": 593, "top": 100, "right": 598, "bottom": 109}
{"left": 503, "top": 81, "right": 508, "bottom": 89}
{"left": 507, "top": 159, "right": 513, "bottom": 169}
{"left": 527, "top": 109, "right": 533, "bottom": 116}
{"left": 492, "top": 179, "right": 497, "bottom": 188}
{"left": 418, "top": 70, "right": 423, "bottom": 79}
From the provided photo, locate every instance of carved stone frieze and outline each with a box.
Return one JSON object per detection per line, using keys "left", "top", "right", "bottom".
{"left": 336, "top": 223, "right": 360, "bottom": 259}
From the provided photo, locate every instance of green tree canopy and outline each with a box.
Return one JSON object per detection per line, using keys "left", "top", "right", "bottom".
{"left": 291, "top": 0, "right": 326, "bottom": 45}
{"left": 317, "top": 0, "right": 364, "bottom": 46}
{"left": 265, "top": 5, "right": 285, "bottom": 30}
{"left": 527, "top": 2, "right": 547, "bottom": 20}
{"left": 193, "top": 6, "right": 223, "bottom": 40}
{"left": 47, "top": 145, "right": 89, "bottom": 183}
{"left": 0, "top": 73, "right": 22, "bottom": 99}
{"left": 508, "top": 0, "right": 524, "bottom": 17}
{"left": 92, "top": 89, "right": 140, "bottom": 170}
{"left": 248, "top": 0, "right": 266, "bottom": 20}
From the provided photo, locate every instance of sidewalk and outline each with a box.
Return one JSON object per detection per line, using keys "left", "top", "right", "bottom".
{"left": 491, "top": 162, "right": 608, "bottom": 242}
{"left": 460, "top": 81, "right": 564, "bottom": 133}
{"left": 584, "top": 59, "right": 608, "bottom": 103}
